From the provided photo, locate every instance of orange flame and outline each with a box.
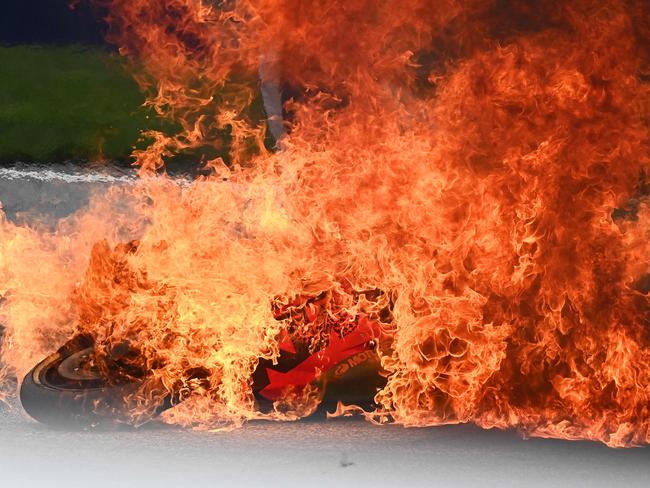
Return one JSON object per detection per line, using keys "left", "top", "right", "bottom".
{"left": 1, "top": 0, "right": 650, "bottom": 446}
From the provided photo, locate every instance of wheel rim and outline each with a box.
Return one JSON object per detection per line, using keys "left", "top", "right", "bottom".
{"left": 33, "top": 344, "right": 108, "bottom": 392}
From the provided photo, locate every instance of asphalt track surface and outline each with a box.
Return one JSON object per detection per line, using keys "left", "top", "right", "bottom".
{"left": 1, "top": 163, "right": 649, "bottom": 487}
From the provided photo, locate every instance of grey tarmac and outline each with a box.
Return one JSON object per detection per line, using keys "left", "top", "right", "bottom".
{"left": 0, "top": 163, "right": 648, "bottom": 488}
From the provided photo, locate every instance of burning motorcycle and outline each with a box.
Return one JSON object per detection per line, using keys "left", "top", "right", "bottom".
{"left": 20, "top": 277, "right": 392, "bottom": 427}
{"left": 18, "top": 71, "right": 395, "bottom": 427}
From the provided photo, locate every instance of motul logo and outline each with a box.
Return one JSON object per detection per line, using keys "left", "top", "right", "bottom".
{"left": 334, "top": 350, "right": 375, "bottom": 377}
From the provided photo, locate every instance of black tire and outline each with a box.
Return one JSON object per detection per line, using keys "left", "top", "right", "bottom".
{"left": 20, "top": 334, "right": 164, "bottom": 427}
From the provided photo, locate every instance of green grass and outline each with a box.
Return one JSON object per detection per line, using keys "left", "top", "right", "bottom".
{"left": 0, "top": 45, "right": 164, "bottom": 162}
{"left": 0, "top": 45, "right": 274, "bottom": 165}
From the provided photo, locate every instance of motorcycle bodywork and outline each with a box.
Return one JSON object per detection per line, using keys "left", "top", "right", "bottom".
{"left": 21, "top": 311, "right": 388, "bottom": 427}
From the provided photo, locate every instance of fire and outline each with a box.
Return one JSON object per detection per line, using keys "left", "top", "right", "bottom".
{"left": 1, "top": 0, "right": 650, "bottom": 446}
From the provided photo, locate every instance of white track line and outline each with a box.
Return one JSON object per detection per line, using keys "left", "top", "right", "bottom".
{"left": 0, "top": 166, "right": 136, "bottom": 184}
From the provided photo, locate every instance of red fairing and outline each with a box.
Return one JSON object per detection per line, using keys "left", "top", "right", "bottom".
{"left": 259, "top": 317, "right": 384, "bottom": 401}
